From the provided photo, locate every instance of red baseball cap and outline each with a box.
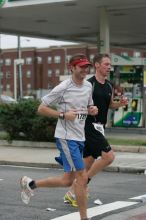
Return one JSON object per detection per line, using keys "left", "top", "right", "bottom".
{"left": 69, "top": 58, "right": 92, "bottom": 67}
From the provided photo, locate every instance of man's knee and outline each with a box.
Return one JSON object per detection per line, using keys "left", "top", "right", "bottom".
{"left": 102, "top": 151, "right": 115, "bottom": 165}
{"left": 75, "top": 171, "right": 88, "bottom": 187}
{"left": 108, "top": 152, "right": 115, "bottom": 164}
{"left": 63, "top": 179, "right": 73, "bottom": 187}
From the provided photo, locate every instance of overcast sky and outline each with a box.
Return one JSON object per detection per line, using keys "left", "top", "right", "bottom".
{"left": 0, "top": 34, "right": 78, "bottom": 49}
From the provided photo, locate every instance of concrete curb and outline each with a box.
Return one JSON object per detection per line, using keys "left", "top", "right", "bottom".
{"left": 1, "top": 160, "right": 145, "bottom": 174}
{"left": 0, "top": 160, "right": 61, "bottom": 169}
{"left": 112, "top": 145, "right": 146, "bottom": 153}
{"left": 0, "top": 140, "right": 146, "bottom": 153}
{"left": 104, "top": 166, "right": 145, "bottom": 174}
{"left": 0, "top": 140, "right": 55, "bottom": 148}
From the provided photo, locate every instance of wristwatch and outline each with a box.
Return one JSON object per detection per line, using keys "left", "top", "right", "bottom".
{"left": 59, "top": 112, "right": 65, "bottom": 119}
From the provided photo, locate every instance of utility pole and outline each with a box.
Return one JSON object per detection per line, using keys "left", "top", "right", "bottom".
{"left": 17, "top": 35, "right": 23, "bottom": 99}
{"left": 0, "top": 34, "right": 2, "bottom": 96}
{"left": 64, "top": 47, "right": 69, "bottom": 75}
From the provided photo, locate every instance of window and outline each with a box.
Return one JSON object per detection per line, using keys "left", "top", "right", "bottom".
{"left": 66, "top": 55, "right": 71, "bottom": 62}
{"left": 6, "top": 84, "right": 10, "bottom": 90}
{"left": 5, "top": 58, "right": 11, "bottom": 66}
{"left": 55, "top": 69, "right": 60, "bottom": 77}
{"left": 64, "top": 69, "right": 69, "bottom": 75}
{"left": 0, "top": 84, "right": 3, "bottom": 90}
{"left": 26, "top": 70, "right": 31, "bottom": 78}
{"left": 37, "top": 56, "right": 42, "bottom": 64}
{"left": 133, "top": 51, "right": 141, "bottom": 58}
{"left": 27, "top": 84, "right": 31, "bottom": 89}
{"left": 48, "top": 56, "right": 52, "bottom": 64}
{"left": 48, "top": 84, "right": 53, "bottom": 89}
{"left": 27, "top": 84, "right": 32, "bottom": 92}
{"left": 48, "top": 70, "right": 52, "bottom": 77}
{"left": 0, "top": 59, "right": 3, "bottom": 64}
{"left": 54, "top": 55, "right": 61, "bottom": 63}
{"left": 0, "top": 72, "right": 3, "bottom": 78}
{"left": 26, "top": 57, "right": 32, "bottom": 65}
{"left": 6, "top": 71, "right": 11, "bottom": 78}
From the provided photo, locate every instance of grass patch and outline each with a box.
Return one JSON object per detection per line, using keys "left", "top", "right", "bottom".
{"left": 0, "top": 131, "right": 146, "bottom": 147}
{"left": 107, "top": 138, "right": 146, "bottom": 146}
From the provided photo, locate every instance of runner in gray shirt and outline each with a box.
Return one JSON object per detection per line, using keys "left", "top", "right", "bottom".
{"left": 42, "top": 76, "right": 93, "bottom": 141}
{"left": 20, "top": 53, "right": 98, "bottom": 220}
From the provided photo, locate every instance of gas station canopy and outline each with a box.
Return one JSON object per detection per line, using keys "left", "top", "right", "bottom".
{"left": 1, "top": 0, "right": 146, "bottom": 49}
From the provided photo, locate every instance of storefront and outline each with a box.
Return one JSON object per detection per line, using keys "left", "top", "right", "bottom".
{"left": 111, "top": 54, "right": 145, "bottom": 128}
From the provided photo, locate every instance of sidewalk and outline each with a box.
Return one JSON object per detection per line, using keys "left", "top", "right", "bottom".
{"left": 0, "top": 140, "right": 146, "bottom": 173}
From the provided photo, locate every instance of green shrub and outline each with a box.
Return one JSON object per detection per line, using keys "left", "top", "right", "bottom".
{"left": 0, "top": 99, "right": 57, "bottom": 142}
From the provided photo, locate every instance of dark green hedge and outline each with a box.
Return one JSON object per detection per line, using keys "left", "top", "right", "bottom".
{"left": 0, "top": 99, "right": 57, "bottom": 142}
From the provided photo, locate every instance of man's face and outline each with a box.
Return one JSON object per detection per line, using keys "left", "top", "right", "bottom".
{"left": 96, "top": 57, "right": 111, "bottom": 77}
{"left": 72, "top": 64, "right": 90, "bottom": 80}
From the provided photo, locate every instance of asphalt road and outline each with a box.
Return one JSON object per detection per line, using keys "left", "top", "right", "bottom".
{"left": 0, "top": 165, "right": 146, "bottom": 220}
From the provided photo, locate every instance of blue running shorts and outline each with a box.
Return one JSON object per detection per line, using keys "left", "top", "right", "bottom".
{"left": 56, "top": 138, "right": 85, "bottom": 172}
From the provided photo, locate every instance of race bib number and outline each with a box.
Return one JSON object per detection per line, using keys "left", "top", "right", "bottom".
{"left": 77, "top": 113, "right": 87, "bottom": 121}
{"left": 76, "top": 109, "right": 88, "bottom": 121}
{"left": 92, "top": 123, "right": 105, "bottom": 136}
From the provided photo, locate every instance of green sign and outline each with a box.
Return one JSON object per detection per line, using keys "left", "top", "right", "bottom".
{"left": 0, "top": 0, "right": 6, "bottom": 7}
{"left": 8, "top": 0, "right": 26, "bottom": 1}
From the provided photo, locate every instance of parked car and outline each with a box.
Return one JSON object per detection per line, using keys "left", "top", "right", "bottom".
{"left": 0, "top": 95, "right": 16, "bottom": 104}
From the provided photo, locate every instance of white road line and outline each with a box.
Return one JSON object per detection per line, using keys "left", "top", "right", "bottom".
{"left": 130, "top": 194, "right": 146, "bottom": 202}
{"left": 0, "top": 179, "right": 4, "bottom": 181}
{"left": 51, "top": 201, "right": 138, "bottom": 220}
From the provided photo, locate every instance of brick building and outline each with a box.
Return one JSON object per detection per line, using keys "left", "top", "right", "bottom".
{"left": 0, "top": 44, "right": 145, "bottom": 99}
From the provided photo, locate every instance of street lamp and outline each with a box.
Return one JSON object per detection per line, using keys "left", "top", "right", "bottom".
{"left": 64, "top": 47, "right": 69, "bottom": 75}
{"left": 0, "top": 34, "right": 2, "bottom": 95}
{"left": 17, "top": 36, "right": 30, "bottom": 99}
{"left": 17, "top": 35, "right": 23, "bottom": 99}
{"left": 14, "top": 58, "right": 24, "bottom": 101}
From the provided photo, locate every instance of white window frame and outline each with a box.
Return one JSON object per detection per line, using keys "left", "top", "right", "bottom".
{"left": 47, "top": 56, "right": 52, "bottom": 64}
{"left": 48, "top": 69, "right": 52, "bottom": 77}
{"left": 26, "top": 70, "right": 31, "bottom": 78}
{"left": 54, "top": 55, "right": 61, "bottom": 64}
{"left": 5, "top": 58, "right": 11, "bottom": 66}
{"left": 26, "top": 57, "right": 32, "bottom": 65}
{"left": 55, "top": 69, "right": 60, "bottom": 77}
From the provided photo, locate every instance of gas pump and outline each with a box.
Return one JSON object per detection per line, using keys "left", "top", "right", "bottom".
{"left": 111, "top": 54, "right": 143, "bottom": 127}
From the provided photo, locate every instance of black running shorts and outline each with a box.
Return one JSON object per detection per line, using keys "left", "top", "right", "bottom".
{"left": 83, "top": 122, "right": 112, "bottom": 159}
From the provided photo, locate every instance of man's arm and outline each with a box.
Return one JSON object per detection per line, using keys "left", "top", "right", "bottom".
{"left": 109, "top": 94, "right": 128, "bottom": 109}
{"left": 38, "top": 103, "right": 78, "bottom": 121}
{"left": 38, "top": 103, "right": 60, "bottom": 118}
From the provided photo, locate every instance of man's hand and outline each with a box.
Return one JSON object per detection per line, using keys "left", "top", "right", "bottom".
{"left": 64, "top": 110, "right": 77, "bottom": 121}
{"left": 119, "top": 96, "right": 128, "bottom": 107}
{"left": 88, "top": 106, "right": 98, "bottom": 116}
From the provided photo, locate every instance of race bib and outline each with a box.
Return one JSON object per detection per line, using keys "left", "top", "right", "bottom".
{"left": 92, "top": 123, "right": 105, "bottom": 136}
{"left": 77, "top": 112, "right": 87, "bottom": 121}
{"left": 76, "top": 109, "right": 88, "bottom": 121}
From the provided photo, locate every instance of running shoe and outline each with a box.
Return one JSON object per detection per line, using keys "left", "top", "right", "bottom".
{"left": 64, "top": 191, "right": 78, "bottom": 207}
{"left": 20, "top": 176, "right": 34, "bottom": 204}
{"left": 55, "top": 156, "right": 63, "bottom": 166}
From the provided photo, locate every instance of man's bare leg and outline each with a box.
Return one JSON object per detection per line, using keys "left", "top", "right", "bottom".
{"left": 35, "top": 172, "right": 75, "bottom": 188}
{"left": 74, "top": 169, "right": 88, "bottom": 219}
{"left": 87, "top": 150, "right": 115, "bottom": 179}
